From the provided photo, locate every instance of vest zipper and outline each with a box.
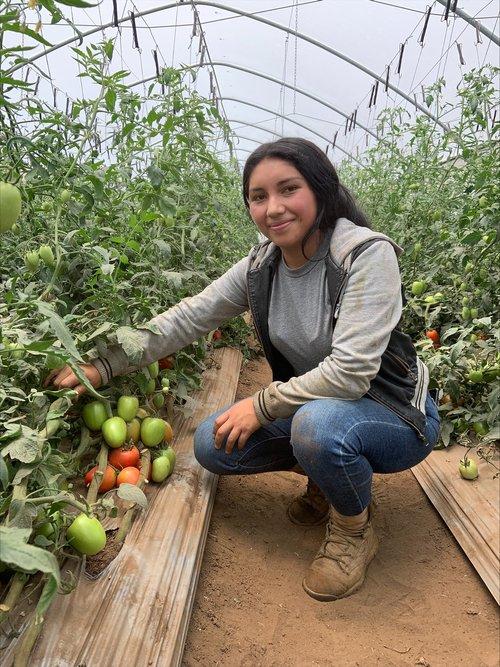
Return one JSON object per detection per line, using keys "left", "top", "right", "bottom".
{"left": 385, "top": 350, "right": 417, "bottom": 381}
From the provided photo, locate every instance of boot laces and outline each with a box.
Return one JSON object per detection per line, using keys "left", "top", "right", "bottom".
{"left": 318, "top": 520, "right": 363, "bottom": 572}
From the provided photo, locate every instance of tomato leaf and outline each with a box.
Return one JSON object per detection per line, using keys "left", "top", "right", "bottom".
{"left": 36, "top": 302, "right": 84, "bottom": 363}
{"left": 0, "top": 526, "right": 60, "bottom": 585}
{"left": 1, "top": 424, "right": 40, "bottom": 463}
{"left": 115, "top": 326, "right": 145, "bottom": 365}
{"left": 0, "top": 457, "right": 9, "bottom": 490}
{"left": 117, "top": 483, "right": 147, "bottom": 508}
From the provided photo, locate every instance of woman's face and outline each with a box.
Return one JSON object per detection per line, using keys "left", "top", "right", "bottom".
{"left": 247, "top": 158, "right": 319, "bottom": 268}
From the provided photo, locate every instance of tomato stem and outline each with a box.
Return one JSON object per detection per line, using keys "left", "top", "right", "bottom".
{"left": 86, "top": 442, "right": 109, "bottom": 505}
{"left": 0, "top": 572, "right": 29, "bottom": 625}
{"left": 27, "top": 495, "right": 88, "bottom": 514}
{"left": 115, "top": 449, "right": 151, "bottom": 543}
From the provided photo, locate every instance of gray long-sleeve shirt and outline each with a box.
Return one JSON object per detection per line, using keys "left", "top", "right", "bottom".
{"left": 93, "top": 219, "right": 403, "bottom": 425}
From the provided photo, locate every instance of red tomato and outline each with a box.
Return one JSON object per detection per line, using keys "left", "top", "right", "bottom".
{"left": 158, "top": 355, "right": 175, "bottom": 370}
{"left": 425, "top": 329, "right": 440, "bottom": 344}
{"left": 212, "top": 329, "right": 222, "bottom": 341}
{"left": 116, "top": 466, "right": 141, "bottom": 486}
{"left": 108, "top": 446, "right": 140, "bottom": 469}
{"left": 84, "top": 465, "right": 116, "bottom": 493}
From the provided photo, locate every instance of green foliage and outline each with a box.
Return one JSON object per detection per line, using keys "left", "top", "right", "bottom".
{"left": 342, "top": 67, "right": 499, "bottom": 446}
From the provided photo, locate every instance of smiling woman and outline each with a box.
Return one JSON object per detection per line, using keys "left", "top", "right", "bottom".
{"left": 48, "top": 137, "right": 439, "bottom": 603}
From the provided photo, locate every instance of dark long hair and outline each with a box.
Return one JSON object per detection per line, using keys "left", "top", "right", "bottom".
{"left": 242, "top": 138, "right": 370, "bottom": 257}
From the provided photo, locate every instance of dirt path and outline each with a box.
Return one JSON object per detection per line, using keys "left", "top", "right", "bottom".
{"left": 183, "top": 356, "right": 499, "bottom": 667}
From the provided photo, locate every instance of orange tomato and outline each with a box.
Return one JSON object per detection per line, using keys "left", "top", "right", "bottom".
{"left": 116, "top": 466, "right": 141, "bottom": 486}
{"left": 84, "top": 465, "right": 116, "bottom": 493}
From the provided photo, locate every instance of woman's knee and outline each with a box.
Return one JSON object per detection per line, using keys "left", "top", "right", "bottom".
{"left": 193, "top": 413, "right": 220, "bottom": 473}
{"left": 290, "top": 399, "right": 359, "bottom": 464}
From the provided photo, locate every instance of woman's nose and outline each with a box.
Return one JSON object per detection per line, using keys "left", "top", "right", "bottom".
{"left": 267, "top": 195, "right": 285, "bottom": 217}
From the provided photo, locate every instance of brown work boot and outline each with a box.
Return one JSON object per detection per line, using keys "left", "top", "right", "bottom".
{"left": 302, "top": 505, "right": 378, "bottom": 601}
{"left": 287, "top": 477, "right": 329, "bottom": 526}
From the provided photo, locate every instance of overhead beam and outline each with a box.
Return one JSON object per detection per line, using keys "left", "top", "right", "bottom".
{"left": 215, "top": 96, "right": 363, "bottom": 165}
{"left": 434, "top": 0, "right": 499, "bottom": 46}
{"left": 8, "top": 0, "right": 449, "bottom": 130}
{"left": 129, "top": 62, "right": 379, "bottom": 141}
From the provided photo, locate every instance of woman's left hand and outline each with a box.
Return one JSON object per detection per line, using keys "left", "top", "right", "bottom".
{"left": 213, "top": 397, "right": 261, "bottom": 454}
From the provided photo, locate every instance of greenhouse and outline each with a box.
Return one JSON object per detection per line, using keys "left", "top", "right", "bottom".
{"left": 0, "top": 1, "right": 498, "bottom": 665}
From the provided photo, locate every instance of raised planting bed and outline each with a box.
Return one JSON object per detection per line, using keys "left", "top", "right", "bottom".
{"left": 412, "top": 444, "right": 499, "bottom": 604}
{"left": 5, "top": 347, "right": 241, "bottom": 667}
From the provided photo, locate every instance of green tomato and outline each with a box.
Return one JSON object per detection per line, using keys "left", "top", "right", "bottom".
{"left": 25, "top": 251, "right": 40, "bottom": 272}
{"left": 470, "top": 307, "right": 478, "bottom": 319}
{"left": 411, "top": 280, "right": 426, "bottom": 296}
{"left": 117, "top": 395, "right": 139, "bottom": 422}
{"left": 151, "top": 456, "right": 171, "bottom": 483}
{"left": 153, "top": 393, "right": 164, "bottom": 409}
{"left": 159, "top": 446, "right": 176, "bottom": 470}
{"left": 467, "top": 370, "right": 483, "bottom": 383}
{"left": 161, "top": 377, "right": 170, "bottom": 388}
{"left": 67, "top": 513, "right": 106, "bottom": 555}
{"left": 469, "top": 333, "right": 478, "bottom": 342}
{"left": 461, "top": 306, "right": 471, "bottom": 320}
{"left": 459, "top": 282, "right": 468, "bottom": 292}
{"left": 39, "top": 244, "right": 55, "bottom": 267}
{"left": 462, "top": 296, "right": 470, "bottom": 306}
{"left": 424, "top": 295, "right": 437, "bottom": 305}
{"left": 459, "top": 457, "right": 479, "bottom": 480}
{"left": 413, "top": 242, "right": 422, "bottom": 254}
{"left": 472, "top": 421, "right": 488, "bottom": 436}
{"left": 433, "top": 292, "right": 444, "bottom": 302}
{"left": 60, "top": 189, "right": 71, "bottom": 203}
{"left": 144, "top": 379, "right": 156, "bottom": 395}
{"left": 41, "top": 200, "right": 52, "bottom": 212}
{"left": 465, "top": 261, "right": 474, "bottom": 274}
{"left": 102, "top": 416, "right": 127, "bottom": 448}
{"left": 0, "top": 182, "right": 22, "bottom": 233}
{"left": 478, "top": 195, "right": 488, "bottom": 208}
{"left": 82, "top": 401, "right": 108, "bottom": 431}
{"left": 148, "top": 361, "right": 160, "bottom": 379}
{"left": 140, "top": 417, "right": 166, "bottom": 448}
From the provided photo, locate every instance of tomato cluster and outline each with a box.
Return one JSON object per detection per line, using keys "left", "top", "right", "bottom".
{"left": 81, "top": 394, "right": 176, "bottom": 494}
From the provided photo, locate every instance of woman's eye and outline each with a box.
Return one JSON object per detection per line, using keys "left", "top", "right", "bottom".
{"left": 283, "top": 185, "right": 298, "bottom": 194}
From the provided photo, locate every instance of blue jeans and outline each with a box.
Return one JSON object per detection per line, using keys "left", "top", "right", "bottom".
{"left": 194, "top": 394, "right": 440, "bottom": 516}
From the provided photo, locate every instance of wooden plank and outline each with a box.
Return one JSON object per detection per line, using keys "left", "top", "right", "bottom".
{"left": 412, "top": 446, "right": 499, "bottom": 604}
{"left": 30, "top": 347, "right": 242, "bottom": 667}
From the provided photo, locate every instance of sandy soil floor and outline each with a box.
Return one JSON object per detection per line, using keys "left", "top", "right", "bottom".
{"left": 183, "top": 356, "right": 499, "bottom": 667}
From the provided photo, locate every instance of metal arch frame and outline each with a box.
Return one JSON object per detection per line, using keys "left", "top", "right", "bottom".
{"left": 434, "top": 0, "right": 499, "bottom": 46}
{"left": 129, "top": 62, "right": 380, "bottom": 141}
{"left": 214, "top": 96, "right": 363, "bottom": 165}
{"left": 8, "top": 0, "right": 449, "bottom": 130}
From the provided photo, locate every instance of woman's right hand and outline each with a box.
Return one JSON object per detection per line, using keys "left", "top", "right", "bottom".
{"left": 44, "top": 363, "right": 102, "bottom": 397}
